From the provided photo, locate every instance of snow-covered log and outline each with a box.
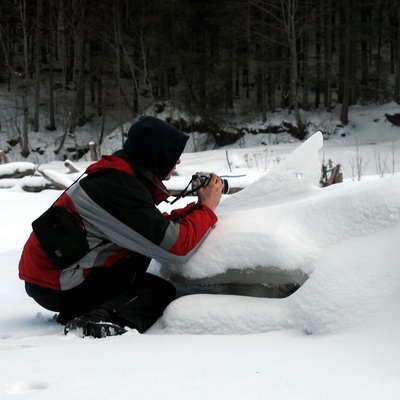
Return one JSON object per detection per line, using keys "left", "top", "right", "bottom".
{"left": 0, "top": 162, "right": 36, "bottom": 179}
{"left": 37, "top": 169, "right": 74, "bottom": 190}
{"left": 22, "top": 182, "right": 52, "bottom": 192}
{"left": 64, "top": 159, "right": 80, "bottom": 173}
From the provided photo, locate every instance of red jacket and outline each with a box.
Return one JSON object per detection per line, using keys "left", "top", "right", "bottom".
{"left": 19, "top": 155, "right": 217, "bottom": 290}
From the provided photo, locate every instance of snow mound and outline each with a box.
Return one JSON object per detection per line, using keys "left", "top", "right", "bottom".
{"left": 155, "top": 223, "right": 400, "bottom": 335}
{"left": 160, "top": 132, "right": 400, "bottom": 292}
{"left": 220, "top": 130, "right": 323, "bottom": 212}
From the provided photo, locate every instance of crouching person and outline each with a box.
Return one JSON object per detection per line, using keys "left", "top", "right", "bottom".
{"left": 18, "top": 116, "right": 223, "bottom": 338}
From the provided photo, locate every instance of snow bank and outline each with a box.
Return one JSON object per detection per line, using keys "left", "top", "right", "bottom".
{"left": 160, "top": 132, "right": 400, "bottom": 292}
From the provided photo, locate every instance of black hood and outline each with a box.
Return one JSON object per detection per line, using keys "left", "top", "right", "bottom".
{"left": 123, "top": 116, "right": 189, "bottom": 180}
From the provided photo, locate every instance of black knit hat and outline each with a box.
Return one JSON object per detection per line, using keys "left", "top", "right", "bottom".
{"left": 123, "top": 116, "right": 189, "bottom": 180}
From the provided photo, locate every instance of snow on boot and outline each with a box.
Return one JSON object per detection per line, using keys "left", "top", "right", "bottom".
{"left": 64, "top": 309, "right": 127, "bottom": 338}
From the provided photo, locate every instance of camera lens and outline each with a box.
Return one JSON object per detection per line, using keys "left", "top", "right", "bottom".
{"left": 221, "top": 178, "right": 229, "bottom": 194}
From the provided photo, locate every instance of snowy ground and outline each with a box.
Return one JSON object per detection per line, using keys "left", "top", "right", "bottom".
{"left": 1, "top": 103, "right": 400, "bottom": 399}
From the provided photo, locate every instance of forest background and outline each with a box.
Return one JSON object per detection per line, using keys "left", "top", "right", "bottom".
{"left": 0, "top": 0, "right": 399, "bottom": 160}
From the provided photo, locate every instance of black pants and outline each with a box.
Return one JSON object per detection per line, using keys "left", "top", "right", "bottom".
{"left": 25, "top": 255, "right": 176, "bottom": 333}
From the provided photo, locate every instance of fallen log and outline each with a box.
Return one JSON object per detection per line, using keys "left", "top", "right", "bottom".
{"left": 0, "top": 162, "right": 36, "bottom": 179}
{"left": 22, "top": 183, "right": 52, "bottom": 192}
{"left": 37, "top": 169, "right": 74, "bottom": 190}
{"left": 64, "top": 159, "right": 80, "bottom": 173}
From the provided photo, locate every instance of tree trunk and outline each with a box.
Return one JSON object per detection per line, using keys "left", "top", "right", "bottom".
{"left": 314, "top": 3, "right": 321, "bottom": 109}
{"left": 284, "top": 0, "right": 305, "bottom": 137}
{"left": 113, "top": 2, "right": 125, "bottom": 148}
{"left": 69, "top": 4, "right": 87, "bottom": 133}
{"left": 340, "top": 1, "right": 352, "bottom": 125}
{"left": 256, "top": 6, "right": 267, "bottom": 121}
{"left": 225, "top": 23, "right": 234, "bottom": 110}
{"left": 54, "top": 0, "right": 70, "bottom": 154}
{"left": 395, "top": 8, "right": 400, "bottom": 103}
{"left": 33, "top": 0, "right": 43, "bottom": 132}
{"left": 97, "top": 72, "right": 103, "bottom": 116}
{"left": 47, "top": 2, "right": 56, "bottom": 131}
{"left": 269, "top": 38, "right": 277, "bottom": 113}
{"left": 360, "top": 4, "right": 370, "bottom": 90}
{"left": 324, "top": 0, "right": 333, "bottom": 112}
{"left": 20, "top": 0, "right": 30, "bottom": 157}
{"left": 76, "top": 27, "right": 87, "bottom": 127}
{"left": 302, "top": 0, "right": 310, "bottom": 111}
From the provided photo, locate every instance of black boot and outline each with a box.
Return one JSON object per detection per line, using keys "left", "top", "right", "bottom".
{"left": 64, "top": 308, "right": 127, "bottom": 338}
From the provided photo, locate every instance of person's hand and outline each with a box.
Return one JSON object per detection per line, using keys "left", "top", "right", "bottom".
{"left": 196, "top": 173, "right": 223, "bottom": 211}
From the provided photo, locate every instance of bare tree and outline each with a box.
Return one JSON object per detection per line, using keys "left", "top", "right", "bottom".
{"left": 113, "top": 0, "right": 126, "bottom": 149}
{"left": 339, "top": 0, "right": 354, "bottom": 125}
{"left": 69, "top": 0, "right": 87, "bottom": 132}
{"left": 323, "top": 0, "right": 333, "bottom": 112}
{"left": 280, "top": 0, "right": 307, "bottom": 137}
{"left": 54, "top": 0, "right": 87, "bottom": 154}
{"left": 393, "top": 5, "right": 400, "bottom": 103}
{"left": 18, "top": 0, "right": 30, "bottom": 157}
{"left": 33, "top": 0, "right": 43, "bottom": 132}
{"left": 248, "top": 0, "right": 309, "bottom": 137}
{"left": 0, "top": 1, "right": 32, "bottom": 156}
{"left": 47, "top": 2, "right": 56, "bottom": 131}
{"left": 53, "top": 0, "right": 70, "bottom": 154}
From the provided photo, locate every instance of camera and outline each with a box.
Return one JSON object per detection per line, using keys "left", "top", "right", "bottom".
{"left": 191, "top": 172, "right": 230, "bottom": 194}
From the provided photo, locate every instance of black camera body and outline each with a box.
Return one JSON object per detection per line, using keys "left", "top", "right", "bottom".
{"left": 191, "top": 172, "right": 230, "bottom": 194}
